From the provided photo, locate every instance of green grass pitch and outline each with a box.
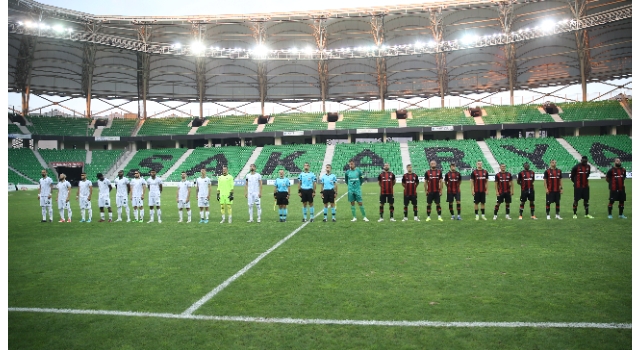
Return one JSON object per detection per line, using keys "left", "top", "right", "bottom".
{"left": 9, "top": 180, "right": 631, "bottom": 349}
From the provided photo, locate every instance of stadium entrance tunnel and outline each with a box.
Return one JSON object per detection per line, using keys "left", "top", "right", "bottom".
{"left": 261, "top": 151, "right": 305, "bottom": 176}
{"left": 57, "top": 166, "right": 82, "bottom": 186}
{"left": 343, "top": 150, "right": 385, "bottom": 172}
{"left": 423, "top": 147, "right": 471, "bottom": 170}
{"left": 185, "top": 154, "right": 229, "bottom": 177}
{"left": 590, "top": 143, "right": 631, "bottom": 168}
{"left": 127, "top": 154, "right": 174, "bottom": 178}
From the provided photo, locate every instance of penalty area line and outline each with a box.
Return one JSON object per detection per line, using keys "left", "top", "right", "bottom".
{"left": 181, "top": 192, "right": 348, "bottom": 316}
{"left": 7, "top": 307, "right": 631, "bottom": 329}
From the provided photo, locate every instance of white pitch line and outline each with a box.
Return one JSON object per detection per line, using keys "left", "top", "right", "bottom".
{"left": 181, "top": 192, "right": 348, "bottom": 316}
{"left": 8, "top": 307, "right": 631, "bottom": 329}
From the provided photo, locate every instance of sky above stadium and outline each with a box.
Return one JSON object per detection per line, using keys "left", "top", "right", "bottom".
{"left": 38, "top": 0, "right": 425, "bottom": 16}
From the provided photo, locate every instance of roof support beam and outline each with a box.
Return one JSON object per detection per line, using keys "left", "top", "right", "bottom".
{"left": 136, "top": 25, "right": 151, "bottom": 119}
{"left": 212, "top": 102, "right": 253, "bottom": 116}
{"left": 429, "top": 9, "right": 447, "bottom": 108}
{"left": 251, "top": 21, "right": 268, "bottom": 115}
{"left": 81, "top": 23, "right": 99, "bottom": 118}
{"left": 14, "top": 35, "right": 37, "bottom": 116}
{"left": 336, "top": 100, "right": 368, "bottom": 112}
{"left": 310, "top": 17, "right": 329, "bottom": 113}
{"left": 191, "top": 22, "right": 207, "bottom": 118}
{"left": 370, "top": 14, "right": 387, "bottom": 111}
{"left": 497, "top": 1, "right": 517, "bottom": 105}
{"left": 568, "top": 0, "right": 590, "bottom": 102}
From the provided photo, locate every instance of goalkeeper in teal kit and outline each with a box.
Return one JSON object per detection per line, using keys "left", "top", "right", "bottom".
{"left": 345, "top": 160, "right": 369, "bottom": 222}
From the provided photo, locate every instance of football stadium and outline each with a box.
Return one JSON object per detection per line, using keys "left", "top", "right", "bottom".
{"left": 7, "top": 0, "right": 632, "bottom": 348}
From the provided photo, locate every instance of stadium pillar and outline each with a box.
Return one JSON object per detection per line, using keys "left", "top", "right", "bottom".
{"left": 107, "top": 142, "right": 113, "bottom": 150}
{"left": 609, "top": 126, "right": 617, "bottom": 136}
{"left": 146, "top": 141, "right": 151, "bottom": 149}
{"left": 347, "top": 134, "right": 352, "bottom": 143}
{"left": 534, "top": 129, "right": 540, "bottom": 138}
{"left": 419, "top": 132, "right": 424, "bottom": 141}
{"left": 60, "top": 141, "right": 65, "bottom": 150}
{"left": 131, "top": 142, "right": 137, "bottom": 152}
{"left": 311, "top": 135, "right": 316, "bottom": 145}
{"left": 275, "top": 137, "right": 282, "bottom": 145}
{"left": 496, "top": 130, "right": 502, "bottom": 139}
{"left": 207, "top": 139, "right": 212, "bottom": 147}
{"left": 175, "top": 141, "right": 180, "bottom": 148}
{"left": 574, "top": 128, "right": 580, "bottom": 136}
{"left": 456, "top": 131, "right": 463, "bottom": 140}
{"left": 240, "top": 138, "right": 245, "bottom": 147}
{"left": 383, "top": 132, "right": 387, "bottom": 143}
{"left": 21, "top": 89, "right": 30, "bottom": 118}
{"left": 85, "top": 142, "right": 90, "bottom": 150}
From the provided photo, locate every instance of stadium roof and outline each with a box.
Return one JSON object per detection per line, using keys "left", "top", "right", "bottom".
{"left": 8, "top": 0, "right": 632, "bottom": 106}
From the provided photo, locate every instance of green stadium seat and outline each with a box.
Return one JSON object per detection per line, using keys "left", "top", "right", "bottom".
{"left": 331, "top": 142, "right": 403, "bottom": 178}
{"left": 137, "top": 118, "right": 191, "bottom": 136}
{"left": 121, "top": 148, "right": 189, "bottom": 178}
{"left": 102, "top": 118, "right": 138, "bottom": 137}
{"left": 27, "top": 116, "right": 92, "bottom": 136}
{"left": 262, "top": 112, "right": 327, "bottom": 132}
{"left": 8, "top": 124, "right": 22, "bottom": 134}
{"left": 196, "top": 115, "right": 258, "bottom": 135}
{"left": 8, "top": 148, "right": 54, "bottom": 181}
{"left": 482, "top": 105, "right": 555, "bottom": 124}
{"left": 406, "top": 107, "right": 475, "bottom": 127}
{"left": 165, "top": 146, "right": 256, "bottom": 181}
{"left": 336, "top": 111, "right": 398, "bottom": 130}
{"left": 408, "top": 140, "right": 490, "bottom": 176}
{"left": 254, "top": 144, "right": 327, "bottom": 180}
{"left": 485, "top": 137, "right": 576, "bottom": 174}
{"left": 563, "top": 135, "right": 632, "bottom": 173}
{"left": 556, "top": 101, "right": 629, "bottom": 121}
{"left": 85, "top": 150, "right": 124, "bottom": 180}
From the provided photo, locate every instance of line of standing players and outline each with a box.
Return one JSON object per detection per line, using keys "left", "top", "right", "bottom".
{"left": 374, "top": 155, "right": 628, "bottom": 222}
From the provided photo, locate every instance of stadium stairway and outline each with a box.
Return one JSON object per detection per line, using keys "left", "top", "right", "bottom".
{"left": 556, "top": 138, "right": 604, "bottom": 177}
{"left": 86, "top": 150, "right": 92, "bottom": 164}
{"left": 106, "top": 116, "right": 114, "bottom": 128}
{"left": 236, "top": 147, "right": 264, "bottom": 180}
{"left": 17, "top": 124, "right": 31, "bottom": 134}
{"left": 161, "top": 149, "right": 195, "bottom": 180}
{"left": 9, "top": 166, "right": 37, "bottom": 184}
{"left": 105, "top": 150, "right": 136, "bottom": 180}
{"left": 321, "top": 144, "right": 336, "bottom": 168}
{"left": 550, "top": 113, "right": 564, "bottom": 122}
{"left": 32, "top": 149, "right": 50, "bottom": 170}
{"left": 93, "top": 127, "right": 103, "bottom": 137}
{"left": 399, "top": 141, "right": 411, "bottom": 170}
{"left": 255, "top": 124, "right": 266, "bottom": 132}
{"left": 131, "top": 119, "right": 145, "bottom": 137}
{"left": 620, "top": 101, "right": 632, "bottom": 118}
{"left": 476, "top": 141, "right": 501, "bottom": 173}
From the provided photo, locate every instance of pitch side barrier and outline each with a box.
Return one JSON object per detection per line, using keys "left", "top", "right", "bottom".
{"left": 24, "top": 119, "right": 632, "bottom": 142}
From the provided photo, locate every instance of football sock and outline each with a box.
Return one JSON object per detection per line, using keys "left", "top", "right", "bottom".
{"left": 256, "top": 203, "right": 261, "bottom": 220}
{"left": 88, "top": 208, "right": 92, "bottom": 220}
{"left": 456, "top": 203, "right": 461, "bottom": 215}
{"left": 134, "top": 209, "right": 139, "bottom": 220}
{"left": 205, "top": 211, "right": 209, "bottom": 220}
{"left": 49, "top": 207, "right": 54, "bottom": 220}
{"left": 379, "top": 204, "right": 384, "bottom": 218}
{"left": 436, "top": 205, "right": 441, "bottom": 216}
{"left": 427, "top": 205, "right": 432, "bottom": 217}
{"left": 221, "top": 205, "right": 225, "bottom": 216}
{"left": 530, "top": 205, "right": 535, "bottom": 216}
{"left": 331, "top": 207, "right": 336, "bottom": 218}
{"left": 157, "top": 209, "right": 161, "bottom": 221}
{"left": 403, "top": 206, "right": 408, "bottom": 218}
{"left": 359, "top": 206, "right": 366, "bottom": 217}
{"left": 494, "top": 204, "right": 499, "bottom": 216}
{"left": 67, "top": 208, "right": 72, "bottom": 220}
{"left": 199, "top": 209, "right": 203, "bottom": 219}
{"left": 59, "top": 208, "right": 64, "bottom": 219}
{"left": 608, "top": 202, "right": 613, "bottom": 215}
{"left": 42, "top": 207, "right": 47, "bottom": 220}
{"left": 278, "top": 208, "right": 283, "bottom": 220}
{"left": 351, "top": 205, "right": 356, "bottom": 217}
{"left": 81, "top": 209, "right": 86, "bottom": 221}
{"left": 475, "top": 209, "right": 479, "bottom": 215}
{"left": 248, "top": 203, "right": 254, "bottom": 220}
{"left": 139, "top": 209, "right": 144, "bottom": 221}
{"left": 389, "top": 205, "right": 394, "bottom": 218}
{"left": 556, "top": 205, "right": 560, "bottom": 214}
{"left": 100, "top": 212, "right": 105, "bottom": 220}
{"left": 505, "top": 204, "right": 510, "bottom": 215}
{"left": 187, "top": 210, "right": 191, "bottom": 221}
{"left": 573, "top": 202, "right": 578, "bottom": 214}
{"left": 149, "top": 209, "right": 154, "bottom": 220}
{"left": 117, "top": 206, "right": 122, "bottom": 219}
{"left": 584, "top": 202, "right": 589, "bottom": 215}
{"left": 227, "top": 205, "right": 232, "bottom": 217}
{"left": 481, "top": 208, "right": 485, "bottom": 215}
{"left": 546, "top": 204, "right": 550, "bottom": 215}
{"left": 284, "top": 208, "right": 288, "bottom": 219}
{"left": 125, "top": 207, "right": 130, "bottom": 220}
{"left": 413, "top": 205, "right": 418, "bottom": 217}
{"left": 310, "top": 207, "right": 314, "bottom": 217}
{"left": 619, "top": 203, "right": 624, "bottom": 215}
{"left": 323, "top": 207, "right": 328, "bottom": 218}
{"left": 449, "top": 203, "right": 454, "bottom": 215}
{"left": 303, "top": 207, "right": 308, "bottom": 220}
{"left": 179, "top": 211, "right": 183, "bottom": 221}
{"left": 519, "top": 203, "right": 525, "bottom": 216}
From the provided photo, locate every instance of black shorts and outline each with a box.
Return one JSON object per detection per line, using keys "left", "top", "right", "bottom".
{"left": 276, "top": 192, "right": 289, "bottom": 206}
{"left": 379, "top": 194, "right": 395, "bottom": 204}
{"left": 473, "top": 192, "right": 486, "bottom": 204}
{"left": 609, "top": 190, "right": 626, "bottom": 202}
{"left": 520, "top": 189, "right": 535, "bottom": 203}
{"left": 300, "top": 189, "right": 314, "bottom": 203}
{"left": 323, "top": 189, "right": 335, "bottom": 204}
{"left": 573, "top": 187, "right": 590, "bottom": 202}
{"left": 426, "top": 192, "right": 441, "bottom": 204}
{"left": 496, "top": 193, "right": 512, "bottom": 204}
{"left": 546, "top": 191, "right": 561, "bottom": 204}
{"left": 446, "top": 192, "right": 461, "bottom": 203}
{"left": 403, "top": 195, "right": 417, "bottom": 206}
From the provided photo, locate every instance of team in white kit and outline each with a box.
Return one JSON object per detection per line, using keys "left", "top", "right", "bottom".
{"left": 36, "top": 167, "right": 262, "bottom": 224}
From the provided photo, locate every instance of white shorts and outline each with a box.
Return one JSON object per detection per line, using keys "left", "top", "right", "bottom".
{"left": 177, "top": 200, "right": 191, "bottom": 209}
{"left": 248, "top": 193, "right": 261, "bottom": 206}
{"left": 99, "top": 196, "right": 111, "bottom": 208}
{"left": 79, "top": 196, "right": 91, "bottom": 209}
{"left": 40, "top": 195, "right": 52, "bottom": 207}
{"left": 198, "top": 197, "right": 210, "bottom": 208}
{"left": 131, "top": 197, "right": 143, "bottom": 207}
{"left": 148, "top": 196, "right": 161, "bottom": 207}
{"left": 57, "top": 199, "right": 70, "bottom": 210}
{"left": 116, "top": 196, "right": 128, "bottom": 207}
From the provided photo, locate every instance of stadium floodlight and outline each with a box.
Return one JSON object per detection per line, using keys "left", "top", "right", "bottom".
{"left": 53, "top": 25, "right": 64, "bottom": 33}
{"left": 17, "top": 21, "right": 22, "bottom": 25}
{"left": 428, "top": 40, "right": 437, "bottom": 48}
{"left": 25, "top": 21, "right": 37, "bottom": 28}
{"left": 461, "top": 35, "right": 477, "bottom": 45}
{"left": 290, "top": 47, "right": 298, "bottom": 53}
{"left": 253, "top": 45, "right": 269, "bottom": 57}
{"left": 191, "top": 41, "right": 206, "bottom": 54}
{"left": 67, "top": 28, "right": 73, "bottom": 33}
{"left": 173, "top": 43, "right": 182, "bottom": 49}
{"left": 304, "top": 47, "right": 313, "bottom": 54}
{"left": 38, "top": 23, "right": 49, "bottom": 29}
{"left": 541, "top": 20, "right": 555, "bottom": 32}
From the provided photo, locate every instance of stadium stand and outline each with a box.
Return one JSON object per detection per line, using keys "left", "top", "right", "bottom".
{"left": 253, "top": 144, "right": 326, "bottom": 179}
{"left": 8, "top": 168, "right": 32, "bottom": 184}
{"left": 39, "top": 149, "right": 87, "bottom": 164}
{"left": 336, "top": 110, "right": 398, "bottom": 129}
{"left": 84, "top": 150, "right": 124, "bottom": 180}
{"left": 165, "top": 146, "right": 256, "bottom": 181}
{"left": 262, "top": 112, "right": 326, "bottom": 132}
{"left": 136, "top": 117, "right": 191, "bottom": 136}
{"left": 563, "top": 135, "right": 632, "bottom": 172}
{"left": 122, "top": 148, "right": 189, "bottom": 178}
{"left": 406, "top": 107, "right": 475, "bottom": 127}
{"left": 482, "top": 105, "right": 555, "bottom": 124}
{"left": 332, "top": 142, "right": 403, "bottom": 178}
{"left": 196, "top": 115, "right": 258, "bottom": 135}
{"left": 8, "top": 124, "right": 22, "bottom": 134}
{"left": 8, "top": 148, "right": 55, "bottom": 181}
{"left": 485, "top": 137, "right": 576, "bottom": 174}
{"left": 101, "top": 118, "right": 137, "bottom": 137}
{"left": 556, "top": 101, "right": 630, "bottom": 121}
{"left": 407, "top": 140, "right": 490, "bottom": 176}
{"left": 27, "top": 116, "right": 92, "bottom": 136}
